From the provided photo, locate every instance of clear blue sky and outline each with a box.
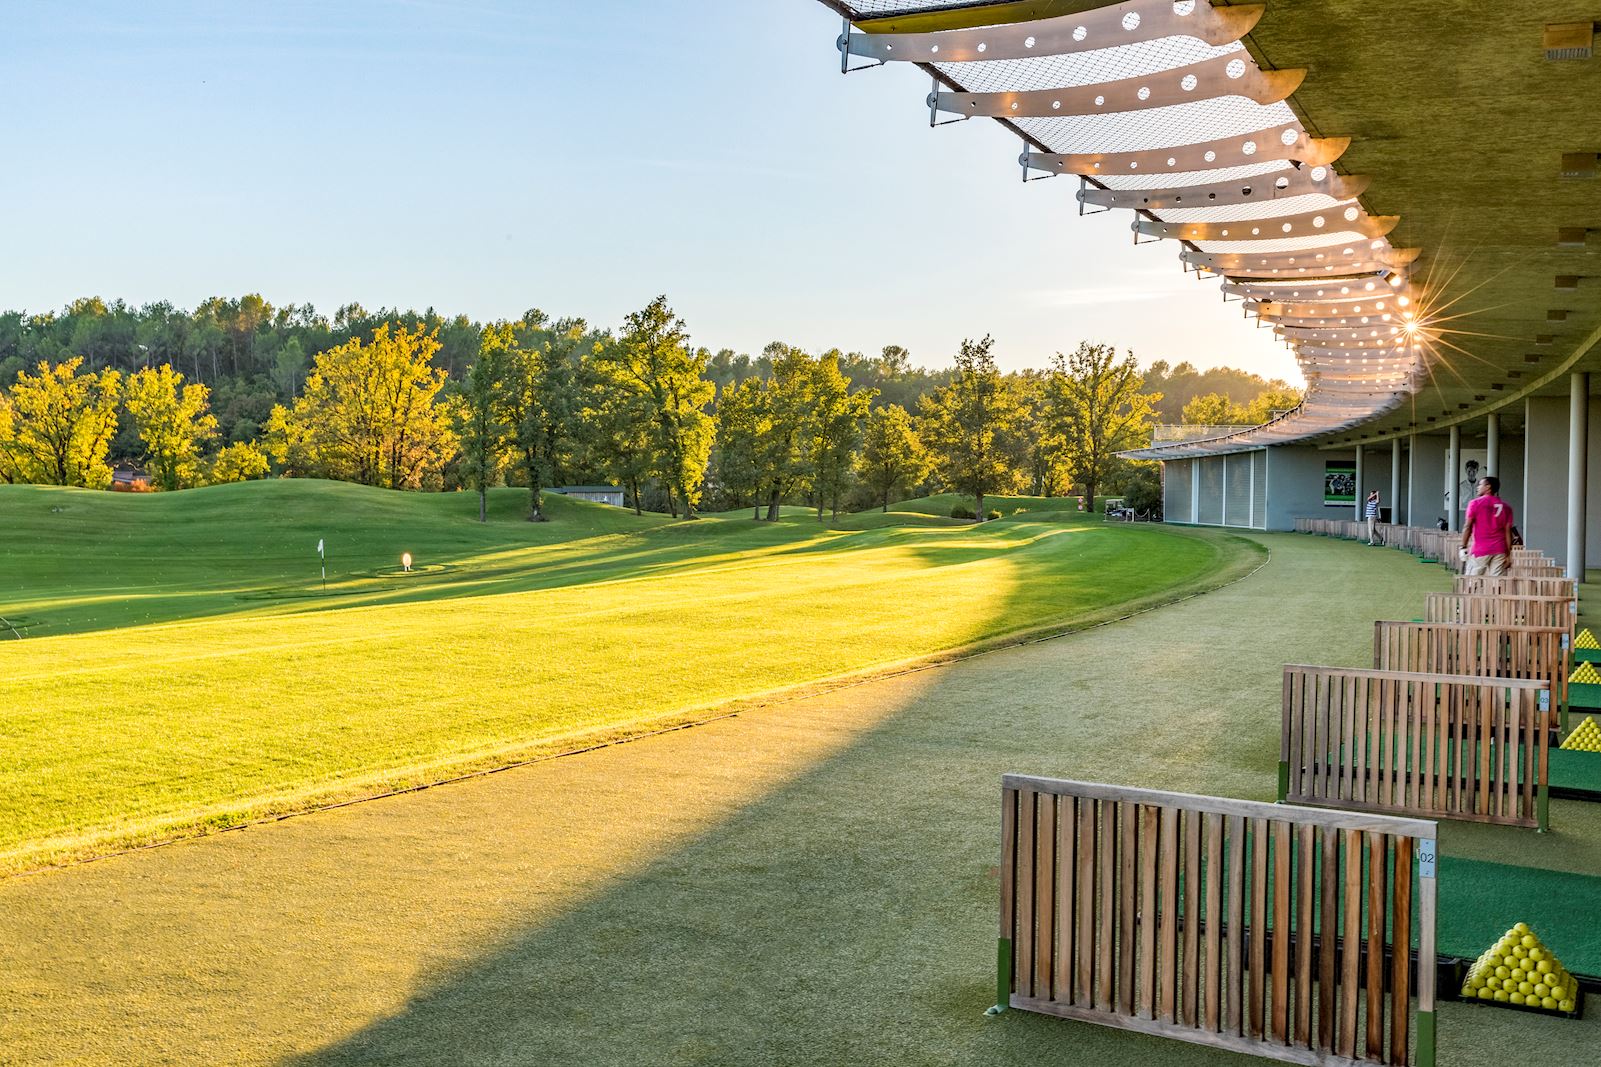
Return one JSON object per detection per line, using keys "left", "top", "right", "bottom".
{"left": 0, "top": 0, "right": 1294, "bottom": 380}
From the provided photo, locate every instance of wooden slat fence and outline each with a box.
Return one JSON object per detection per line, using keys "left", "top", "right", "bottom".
{"left": 1292, "top": 520, "right": 1465, "bottom": 571}
{"left": 1454, "top": 575, "right": 1578, "bottom": 602}
{"left": 1424, "top": 593, "right": 1576, "bottom": 639}
{"left": 1280, "top": 666, "right": 1549, "bottom": 831}
{"left": 996, "top": 776, "right": 1438, "bottom": 1067}
{"left": 1373, "top": 620, "right": 1567, "bottom": 720}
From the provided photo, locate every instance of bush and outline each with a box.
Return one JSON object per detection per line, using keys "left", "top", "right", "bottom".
{"left": 950, "top": 505, "right": 974, "bottom": 519}
{"left": 1122, "top": 463, "right": 1163, "bottom": 518}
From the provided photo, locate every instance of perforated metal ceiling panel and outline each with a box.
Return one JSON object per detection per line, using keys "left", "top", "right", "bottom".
{"left": 815, "top": 0, "right": 1601, "bottom": 458}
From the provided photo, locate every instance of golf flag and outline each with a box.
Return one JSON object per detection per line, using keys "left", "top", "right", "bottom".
{"left": 317, "top": 538, "right": 324, "bottom": 558}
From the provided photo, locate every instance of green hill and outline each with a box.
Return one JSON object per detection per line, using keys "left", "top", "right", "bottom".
{"left": 0, "top": 480, "right": 1261, "bottom": 872}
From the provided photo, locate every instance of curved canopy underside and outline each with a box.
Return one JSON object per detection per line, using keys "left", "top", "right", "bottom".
{"left": 819, "top": 0, "right": 1601, "bottom": 459}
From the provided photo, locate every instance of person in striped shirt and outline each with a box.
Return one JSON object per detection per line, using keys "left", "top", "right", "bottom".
{"left": 1365, "top": 490, "right": 1381, "bottom": 545}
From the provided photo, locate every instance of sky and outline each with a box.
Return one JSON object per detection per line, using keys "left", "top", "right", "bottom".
{"left": 0, "top": 0, "right": 1296, "bottom": 381}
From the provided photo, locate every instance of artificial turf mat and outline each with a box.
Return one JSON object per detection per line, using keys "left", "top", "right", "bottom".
{"left": 1548, "top": 748, "right": 1601, "bottom": 799}
{"left": 1440, "top": 856, "right": 1601, "bottom": 981}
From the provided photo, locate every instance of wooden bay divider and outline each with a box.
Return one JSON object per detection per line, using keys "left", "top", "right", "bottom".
{"left": 1454, "top": 575, "right": 1578, "bottom": 602}
{"left": 996, "top": 776, "right": 1438, "bottom": 1066}
{"left": 1280, "top": 666, "right": 1550, "bottom": 831}
{"left": 1424, "top": 593, "right": 1576, "bottom": 641}
{"left": 1373, "top": 620, "right": 1567, "bottom": 724}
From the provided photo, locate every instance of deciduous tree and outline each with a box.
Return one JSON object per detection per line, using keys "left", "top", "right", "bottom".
{"left": 598, "top": 296, "right": 715, "bottom": 518}
{"left": 1180, "top": 392, "right": 1248, "bottom": 426}
{"left": 209, "top": 441, "right": 270, "bottom": 483}
{"left": 458, "top": 340, "right": 507, "bottom": 522}
{"left": 857, "top": 403, "right": 931, "bottom": 512}
{"left": 918, "top": 336, "right": 1026, "bottom": 521}
{"left": 125, "top": 365, "right": 218, "bottom": 490}
{"left": 1049, "top": 342, "right": 1160, "bottom": 511}
{"left": 0, "top": 358, "right": 122, "bottom": 487}
{"left": 714, "top": 376, "right": 767, "bottom": 517}
{"left": 809, "top": 351, "right": 875, "bottom": 521}
{"left": 264, "top": 324, "right": 455, "bottom": 490}
{"left": 753, "top": 344, "right": 818, "bottom": 521}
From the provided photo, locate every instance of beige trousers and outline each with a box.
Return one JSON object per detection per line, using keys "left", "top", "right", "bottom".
{"left": 1465, "top": 553, "right": 1508, "bottom": 576}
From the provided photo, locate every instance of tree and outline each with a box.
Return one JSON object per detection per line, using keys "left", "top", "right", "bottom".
{"left": 753, "top": 344, "right": 818, "bottom": 521}
{"left": 809, "top": 351, "right": 875, "bottom": 521}
{"left": 599, "top": 297, "right": 715, "bottom": 518}
{"left": 1180, "top": 392, "right": 1248, "bottom": 426}
{"left": 125, "top": 365, "right": 218, "bottom": 490}
{"left": 209, "top": 441, "right": 270, "bottom": 483}
{"left": 485, "top": 321, "right": 565, "bottom": 520}
{"left": 714, "top": 377, "right": 767, "bottom": 517}
{"left": 1244, "top": 387, "right": 1303, "bottom": 424}
{"left": 263, "top": 324, "right": 455, "bottom": 490}
{"left": 457, "top": 340, "right": 507, "bottom": 522}
{"left": 1049, "top": 342, "right": 1160, "bottom": 511}
{"left": 857, "top": 403, "right": 931, "bottom": 511}
{"left": 579, "top": 363, "right": 656, "bottom": 516}
{"left": 1016, "top": 370, "right": 1069, "bottom": 497}
{"left": 918, "top": 336, "right": 1027, "bottom": 521}
{"left": 0, "top": 358, "right": 122, "bottom": 487}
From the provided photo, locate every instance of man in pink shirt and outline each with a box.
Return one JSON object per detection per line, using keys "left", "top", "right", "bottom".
{"left": 1460, "top": 475, "right": 1517, "bottom": 575}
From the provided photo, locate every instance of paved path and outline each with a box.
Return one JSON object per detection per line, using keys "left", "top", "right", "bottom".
{"left": 3, "top": 533, "right": 1597, "bottom": 1065}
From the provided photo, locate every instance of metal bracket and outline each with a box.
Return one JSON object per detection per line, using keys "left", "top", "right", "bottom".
{"left": 837, "top": 20, "right": 885, "bottom": 73}
{"left": 928, "top": 74, "right": 964, "bottom": 126}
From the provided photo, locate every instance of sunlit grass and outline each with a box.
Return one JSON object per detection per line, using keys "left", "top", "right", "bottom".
{"left": 0, "top": 482, "right": 1261, "bottom": 873}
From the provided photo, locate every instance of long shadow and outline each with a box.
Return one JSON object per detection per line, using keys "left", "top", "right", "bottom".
{"left": 278, "top": 528, "right": 1272, "bottom": 1067}
{"left": 281, "top": 535, "right": 1598, "bottom": 1067}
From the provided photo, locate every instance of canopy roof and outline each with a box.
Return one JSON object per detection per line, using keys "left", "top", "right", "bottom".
{"left": 818, "top": 0, "right": 1601, "bottom": 458}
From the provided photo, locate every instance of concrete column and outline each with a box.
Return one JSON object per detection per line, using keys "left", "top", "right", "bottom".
{"left": 1191, "top": 461, "right": 1200, "bottom": 525}
{"left": 1447, "top": 425, "right": 1461, "bottom": 532}
{"left": 1570, "top": 373, "right": 1589, "bottom": 580}
{"left": 1391, "top": 438, "right": 1402, "bottom": 525}
{"left": 1408, "top": 433, "right": 1421, "bottom": 525}
{"left": 1354, "top": 444, "right": 1365, "bottom": 520}
{"left": 1486, "top": 412, "right": 1500, "bottom": 480}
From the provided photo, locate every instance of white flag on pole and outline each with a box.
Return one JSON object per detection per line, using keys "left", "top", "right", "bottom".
{"left": 317, "top": 538, "right": 324, "bottom": 558}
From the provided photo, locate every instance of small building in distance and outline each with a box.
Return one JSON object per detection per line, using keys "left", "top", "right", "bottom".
{"left": 552, "top": 485, "right": 625, "bottom": 507}
{"left": 110, "top": 463, "right": 153, "bottom": 492}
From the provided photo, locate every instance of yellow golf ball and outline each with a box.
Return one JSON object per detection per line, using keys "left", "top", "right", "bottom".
{"left": 1495, "top": 990, "right": 1509, "bottom": 1002}
{"left": 1511, "top": 992, "right": 1526, "bottom": 1005}
{"left": 1561, "top": 999, "right": 1576, "bottom": 1012}
{"left": 1541, "top": 997, "right": 1558, "bottom": 1011}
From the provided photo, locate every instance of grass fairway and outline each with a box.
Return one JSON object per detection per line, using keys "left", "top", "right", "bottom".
{"left": 12, "top": 532, "right": 1596, "bottom": 1067}
{"left": 0, "top": 481, "right": 1262, "bottom": 873}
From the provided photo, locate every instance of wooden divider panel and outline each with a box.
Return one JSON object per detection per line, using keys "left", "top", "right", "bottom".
{"left": 998, "top": 777, "right": 1438, "bottom": 1067}
{"left": 1455, "top": 575, "right": 1578, "bottom": 601}
{"left": 1373, "top": 620, "right": 1568, "bottom": 712}
{"left": 1281, "top": 665, "right": 1549, "bottom": 829}
{"left": 1425, "top": 593, "right": 1575, "bottom": 639}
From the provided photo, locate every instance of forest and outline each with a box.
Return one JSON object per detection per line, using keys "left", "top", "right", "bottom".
{"left": 0, "top": 293, "right": 1298, "bottom": 519}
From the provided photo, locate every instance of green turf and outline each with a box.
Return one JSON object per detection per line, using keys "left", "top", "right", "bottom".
{"left": 1439, "top": 856, "right": 1601, "bottom": 980}
{"left": 1549, "top": 748, "right": 1601, "bottom": 798}
{"left": 6, "top": 528, "right": 1600, "bottom": 1065}
{"left": 0, "top": 482, "right": 1258, "bottom": 873}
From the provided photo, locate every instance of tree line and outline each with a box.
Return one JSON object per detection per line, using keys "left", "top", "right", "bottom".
{"left": 0, "top": 292, "right": 1298, "bottom": 520}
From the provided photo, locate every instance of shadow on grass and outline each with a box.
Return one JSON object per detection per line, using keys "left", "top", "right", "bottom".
{"left": 282, "top": 531, "right": 1268, "bottom": 1067}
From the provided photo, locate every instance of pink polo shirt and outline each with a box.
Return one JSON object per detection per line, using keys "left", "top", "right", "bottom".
{"left": 1465, "top": 495, "right": 1515, "bottom": 557}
